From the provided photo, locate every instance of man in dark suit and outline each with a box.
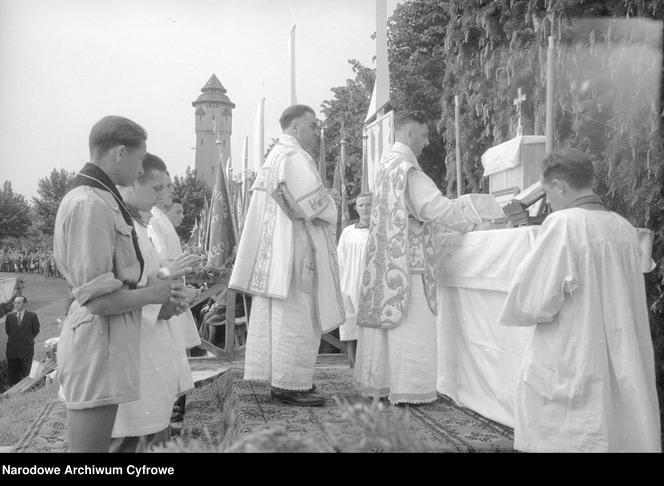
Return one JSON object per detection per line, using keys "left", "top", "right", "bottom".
{"left": 5, "top": 296, "right": 40, "bottom": 385}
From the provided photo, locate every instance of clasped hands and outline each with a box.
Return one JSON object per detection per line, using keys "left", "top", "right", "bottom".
{"left": 145, "top": 253, "right": 207, "bottom": 321}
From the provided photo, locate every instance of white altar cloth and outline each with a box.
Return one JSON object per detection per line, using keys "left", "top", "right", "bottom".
{"left": 435, "top": 227, "right": 539, "bottom": 428}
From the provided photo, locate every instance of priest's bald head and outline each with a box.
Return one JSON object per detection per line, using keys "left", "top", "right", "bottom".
{"left": 540, "top": 147, "right": 596, "bottom": 211}
{"left": 394, "top": 110, "right": 429, "bottom": 158}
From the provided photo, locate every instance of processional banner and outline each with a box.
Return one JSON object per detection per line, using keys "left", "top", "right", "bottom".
{"left": 363, "top": 110, "right": 394, "bottom": 192}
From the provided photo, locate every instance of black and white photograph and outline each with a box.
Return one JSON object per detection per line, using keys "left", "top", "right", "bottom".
{"left": 0, "top": 0, "right": 662, "bottom": 462}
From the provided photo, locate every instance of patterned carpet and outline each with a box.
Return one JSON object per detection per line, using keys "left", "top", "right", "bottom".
{"left": 183, "top": 367, "right": 514, "bottom": 452}
{"left": 16, "top": 366, "right": 514, "bottom": 453}
{"left": 14, "top": 400, "right": 68, "bottom": 453}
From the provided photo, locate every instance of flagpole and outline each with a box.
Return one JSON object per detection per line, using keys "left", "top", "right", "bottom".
{"left": 226, "top": 157, "right": 239, "bottom": 243}
{"left": 455, "top": 94, "right": 463, "bottom": 198}
{"left": 361, "top": 129, "right": 369, "bottom": 193}
{"left": 241, "top": 135, "right": 249, "bottom": 219}
{"left": 375, "top": 0, "right": 389, "bottom": 114}
{"left": 545, "top": 35, "right": 555, "bottom": 156}
{"left": 205, "top": 191, "right": 213, "bottom": 252}
{"left": 318, "top": 128, "right": 326, "bottom": 186}
{"left": 339, "top": 133, "right": 348, "bottom": 239}
{"left": 289, "top": 25, "right": 297, "bottom": 105}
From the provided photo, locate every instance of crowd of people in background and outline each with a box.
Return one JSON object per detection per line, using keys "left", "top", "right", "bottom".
{"left": 0, "top": 241, "right": 62, "bottom": 278}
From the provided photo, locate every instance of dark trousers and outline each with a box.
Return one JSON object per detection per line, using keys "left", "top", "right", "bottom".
{"left": 8, "top": 357, "right": 32, "bottom": 385}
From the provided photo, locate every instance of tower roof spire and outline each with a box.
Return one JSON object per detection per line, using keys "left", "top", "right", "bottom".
{"left": 192, "top": 73, "right": 235, "bottom": 108}
{"left": 202, "top": 73, "right": 227, "bottom": 93}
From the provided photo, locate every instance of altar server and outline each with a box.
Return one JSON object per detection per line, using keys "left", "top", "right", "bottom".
{"left": 147, "top": 176, "right": 201, "bottom": 352}
{"left": 356, "top": 110, "right": 475, "bottom": 405}
{"left": 111, "top": 154, "right": 198, "bottom": 451}
{"left": 230, "top": 105, "right": 344, "bottom": 406}
{"left": 147, "top": 169, "right": 201, "bottom": 424}
{"left": 336, "top": 192, "right": 372, "bottom": 367}
{"left": 498, "top": 147, "right": 661, "bottom": 452}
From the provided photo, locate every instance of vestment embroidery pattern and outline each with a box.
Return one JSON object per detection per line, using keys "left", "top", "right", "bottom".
{"left": 359, "top": 153, "right": 409, "bottom": 329}
{"left": 358, "top": 150, "right": 440, "bottom": 328}
{"left": 306, "top": 189, "right": 329, "bottom": 213}
{"left": 250, "top": 163, "right": 279, "bottom": 294}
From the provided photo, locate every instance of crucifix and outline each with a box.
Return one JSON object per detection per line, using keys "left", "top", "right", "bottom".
{"left": 513, "top": 87, "right": 526, "bottom": 136}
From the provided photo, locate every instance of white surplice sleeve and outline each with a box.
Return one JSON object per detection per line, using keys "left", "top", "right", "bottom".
{"left": 337, "top": 226, "right": 350, "bottom": 279}
{"left": 404, "top": 168, "right": 475, "bottom": 233}
{"left": 498, "top": 214, "right": 579, "bottom": 327}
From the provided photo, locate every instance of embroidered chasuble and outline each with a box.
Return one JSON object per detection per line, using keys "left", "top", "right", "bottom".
{"left": 358, "top": 143, "right": 474, "bottom": 330}
{"left": 230, "top": 134, "right": 345, "bottom": 333}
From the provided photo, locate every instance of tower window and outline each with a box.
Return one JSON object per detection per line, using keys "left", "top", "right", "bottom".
{"left": 200, "top": 139, "right": 204, "bottom": 146}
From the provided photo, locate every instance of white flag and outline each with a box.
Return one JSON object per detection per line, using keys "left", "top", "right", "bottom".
{"left": 288, "top": 25, "right": 297, "bottom": 105}
{"left": 252, "top": 98, "right": 265, "bottom": 172}
{"left": 241, "top": 135, "right": 249, "bottom": 216}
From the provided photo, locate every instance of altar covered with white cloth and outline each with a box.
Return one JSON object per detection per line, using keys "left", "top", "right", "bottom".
{"left": 435, "top": 227, "right": 539, "bottom": 428}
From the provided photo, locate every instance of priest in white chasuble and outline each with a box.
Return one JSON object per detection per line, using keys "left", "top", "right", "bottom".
{"left": 230, "top": 105, "right": 345, "bottom": 407}
{"left": 498, "top": 148, "right": 660, "bottom": 452}
{"left": 356, "top": 111, "right": 476, "bottom": 405}
{"left": 336, "top": 192, "right": 373, "bottom": 367}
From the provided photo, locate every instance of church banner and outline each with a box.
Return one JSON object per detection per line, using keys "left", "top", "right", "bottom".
{"left": 363, "top": 110, "right": 394, "bottom": 192}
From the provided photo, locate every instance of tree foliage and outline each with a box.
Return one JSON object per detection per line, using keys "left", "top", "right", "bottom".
{"left": 410, "top": 1, "right": 664, "bottom": 423}
{"left": 387, "top": 0, "right": 454, "bottom": 187}
{"left": 32, "top": 168, "right": 76, "bottom": 235}
{"left": 321, "top": 0, "right": 664, "bottom": 430}
{"left": 172, "top": 167, "right": 212, "bottom": 240}
{"left": 0, "top": 181, "right": 31, "bottom": 238}
{"left": 320, "top": 60, "right": 375, "bottom": 218}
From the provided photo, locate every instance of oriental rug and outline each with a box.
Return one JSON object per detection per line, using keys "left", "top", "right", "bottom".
{"left": 17, "top": 366, "right": 514, "bottom": 452}
{"left": 182, "top": 367, "right": 514, "bottom": 452}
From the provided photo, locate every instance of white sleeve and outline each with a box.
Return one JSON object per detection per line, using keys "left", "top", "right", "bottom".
{"left": 404, "top": 169, "right": 474, "bottom": 233}
{"left": 497, "top": 215, "right": 579, "bottom": 327}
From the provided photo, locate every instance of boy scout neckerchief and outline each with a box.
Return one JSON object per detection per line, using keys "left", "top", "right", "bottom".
{"left": 71, "top": 162, "right": 145, "bottom": 282}
{"left": 125, "top": 202, "right": 149, "bottom": 228}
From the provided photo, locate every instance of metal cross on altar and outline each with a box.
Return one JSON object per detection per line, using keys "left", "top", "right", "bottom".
{"left": 513, "top": 87, "right": 526, "bottom": 136}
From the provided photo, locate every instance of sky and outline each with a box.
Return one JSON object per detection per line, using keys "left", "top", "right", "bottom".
{"left": 0, "top": 0, "right": 400, "bottom": 199}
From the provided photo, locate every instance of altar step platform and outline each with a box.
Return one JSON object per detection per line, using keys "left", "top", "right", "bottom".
{"left": 15, "top": 358, "right": 514, "bottom": 453}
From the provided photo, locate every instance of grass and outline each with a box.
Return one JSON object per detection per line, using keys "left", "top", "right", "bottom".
{"left": 0, "top": 272, "right": 68, "bottom": 447}
{"left": 0, "top": 272, "right": 70, "bottom": 365}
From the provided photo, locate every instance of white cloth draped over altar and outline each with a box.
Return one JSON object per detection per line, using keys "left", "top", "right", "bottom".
{"left": 435, "top": 227, "right": 539, "bottom": 428}
{"left": 434, "top": 224, "right": 656, "bottom": 430}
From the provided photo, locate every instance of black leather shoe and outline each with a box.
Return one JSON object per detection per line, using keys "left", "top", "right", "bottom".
{"left": 270, "top": 387, "right": 326, "bottom": 406}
